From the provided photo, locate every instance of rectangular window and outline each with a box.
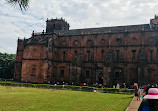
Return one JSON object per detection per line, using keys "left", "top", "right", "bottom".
{"left": 31, "top": 68, "right": 36, "bottom": 76}
{"left": 53, "top": 24, "right": 56, "bottom": 29}
{"left": 53, "top": 73, "right": 55, "bottom": 77}
{"left": 114, "top": 72, "right": 120, "bottom": 79}
{"left": 116, "top": 50, "right": 120, "bottom": 62}
{"left": 60, "top": 70, "right": 64, "bottom": 77}
{"left": 86, "top": 70, "right": 90, "bottom": 77}
{"left": 63, "top": 51, "right": 65, "bottom": 61}
{"left": 101, "top": 50, "right": 104, "bottom": 61}
{"left": 157, "top": 49, "right": 158, "bottom": 63}
{"left": 87, "top": 51, "right": 90, "bottom": 61}
{"left": 150, "top": 50, "right": 153, "bottom": 62}
{"left": 132, "top": 50, "right": 136, "bottom": 62}
{"left": 74, "top": 50, "right": 78, "bottom": 56}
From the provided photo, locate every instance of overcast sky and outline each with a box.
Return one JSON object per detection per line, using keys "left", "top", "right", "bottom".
{"left": 0, "top": 0, "right": 158, "bottom": 54}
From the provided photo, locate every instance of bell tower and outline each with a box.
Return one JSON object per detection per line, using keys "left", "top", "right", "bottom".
{"left": 46, "top": 17, "right": 70, "bottom": 33}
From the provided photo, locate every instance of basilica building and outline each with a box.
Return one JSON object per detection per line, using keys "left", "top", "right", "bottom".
{"left": 14, "top": 16, "right": 158, "bottom": 87}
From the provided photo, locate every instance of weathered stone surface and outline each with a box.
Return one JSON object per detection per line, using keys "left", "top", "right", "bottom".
{"left": 14, "top": 16, "right": 158, "bottom": 86}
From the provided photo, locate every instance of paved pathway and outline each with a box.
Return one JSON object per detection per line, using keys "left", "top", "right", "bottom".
{"left": 125, "top": 97, "right": 142, "bottom": 111}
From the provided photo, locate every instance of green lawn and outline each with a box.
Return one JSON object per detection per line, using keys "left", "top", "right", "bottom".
{"left": 0, "top": 86, "right": 133, "bottom": 111}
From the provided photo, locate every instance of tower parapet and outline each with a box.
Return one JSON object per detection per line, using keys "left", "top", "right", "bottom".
{"left": 150, "top": 15, "right": 158, "bottom": 29}
{"left": 46, "top": 17, "right": 70, "bottom": 33}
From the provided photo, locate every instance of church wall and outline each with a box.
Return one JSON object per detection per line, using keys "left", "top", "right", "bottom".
{"left": 147, "top": 64, "right": 158, "bottom": 84}
{"left": 14, "top": 63, "right": 22, "bottom": 81}
{"left": 53, "top": 31, "right": 158, "bottom": 85}
{"left": 23, "top": 45, "right": 47, "bottom": 59}
{"left": 21, "top": 60, "right": 48, "bottom": 83}
{"left": 15, "top": 17, "right": 158, "bottom": 86}
{"left": 127, "top": 33, "right": 142, "bottom": 45}
{"left": 126, "top": 64, "right": 138, "bottom": 84}
{"left": 144, "top": 32, "right": 158, "bottom": 45}
{"left": 55, "top": 63, "right": 70, "bottom": 83}
{"left": 145, "top": 47, "right": 157, "bottom": 62}
{"left": 14, "top": 39, "right": 24, "bottom": 81}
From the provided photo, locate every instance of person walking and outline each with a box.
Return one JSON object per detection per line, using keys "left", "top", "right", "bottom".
{"left": 138, "top": 88, "right": 158, "bottom": 111}
{"left": 134, "top": 85, "right": 138, "bottom": 97}
{"left": 137, "top": 86, "right": 141, "bottom": 100}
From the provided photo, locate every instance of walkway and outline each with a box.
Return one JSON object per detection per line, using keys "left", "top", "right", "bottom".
{"left": 125, "top": 97, "right": 142, "bottom": 111}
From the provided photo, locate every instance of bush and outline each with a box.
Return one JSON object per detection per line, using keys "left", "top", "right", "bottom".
{"left": 53, "top": 85, "right": 63, "bottom": 89}
{"left": 21, "top": 83, "right": 32, "bottom": 87}
{"left": 33, "top": 84, "right": 52, "bottom": 88}
{"left": 103, "top": 88, "right": 119, "bottom": 93}
{"left": 0, "top": 81, "right": 18, "bottom": 86}
{"left": 0, "top": 81, "right": 134, "bottom": 94}
{"left": 65, "top": 85, "right": 81, "bottom": 91}
{"left": 81, "top": 86, "right": 94, "bottom": 92}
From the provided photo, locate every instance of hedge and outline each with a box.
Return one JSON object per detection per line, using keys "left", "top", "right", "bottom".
{"left": 64, "top": 85, "right": 81, "bottom": 91}
{"left": 0, "top": 81, "right": 134, "bottom": 94}
{"left": 103, "top": 88, "right": 119, "bottom": 93}
{"left": 81, "top": 86, "right": 94, "bottom": 92}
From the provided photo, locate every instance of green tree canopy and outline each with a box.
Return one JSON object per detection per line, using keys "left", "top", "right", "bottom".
{"left": 0, "top": 52, "right": 15, "bottom": 79}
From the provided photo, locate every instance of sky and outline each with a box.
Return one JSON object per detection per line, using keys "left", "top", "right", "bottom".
{"left": 0, "top": 0, "right": 158, "bottom": 54}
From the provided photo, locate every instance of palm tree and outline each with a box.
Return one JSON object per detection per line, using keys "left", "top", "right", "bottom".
{"left": 7, "top": 0, "right": 29, "bottom": 11}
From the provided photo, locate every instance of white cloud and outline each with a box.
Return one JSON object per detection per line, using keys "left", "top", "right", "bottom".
{"left": 0, "top": 0, "right": 158, "bottom": 54}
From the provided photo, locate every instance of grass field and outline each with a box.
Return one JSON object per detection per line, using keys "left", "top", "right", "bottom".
{"left": 0, "top": 86, "right": 133, "bottom": 111}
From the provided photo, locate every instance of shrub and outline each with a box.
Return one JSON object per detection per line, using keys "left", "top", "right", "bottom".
{"left": 103, "top": 88, "right": 119, "bottom": 93}
{"left": 52, "top": 85, "right": 63, "bottom": 89}
{"left": 21, "top": 83, "right": 32, "bottom": 87}
{"left": 81, "top": 86, "right": 94, "bottom": 92}
{"left": 0, "top": 81, "right": 134, "bottom": 94}
{"left": 33, "top": 84, "right": 52, "bottom": 88}
{"left": 65, "top": 85, "right": 81, "bottom": 91}
{"left": 0, "top": 82, "right": 18, "bottom": 86}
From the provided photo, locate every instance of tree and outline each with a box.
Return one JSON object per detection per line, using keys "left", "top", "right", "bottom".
{"left": 0, "top": 52, "right": 15, "bottom": 79}
{"left": 7, "top": 0, "right": 29, "bottom": 11}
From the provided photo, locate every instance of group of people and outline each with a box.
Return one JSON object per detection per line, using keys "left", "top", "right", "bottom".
{"left": 134, "top": 84, "right": 158, "bottom": 111}
{"left": 134, "top": 85, "right": 144, "bottom": 101}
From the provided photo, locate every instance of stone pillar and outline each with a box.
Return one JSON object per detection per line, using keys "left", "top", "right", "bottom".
{"left": 103, "top": 67, "right": 110, "bottom": 86}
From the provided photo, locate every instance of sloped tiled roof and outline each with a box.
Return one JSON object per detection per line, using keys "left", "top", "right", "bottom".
{"left": 54, "top": 24, "right": 150, "bottom": 36}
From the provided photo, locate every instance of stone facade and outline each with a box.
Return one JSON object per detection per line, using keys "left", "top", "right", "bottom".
{"left": 14, "top": 17, "right": 158, "bottom": 86}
